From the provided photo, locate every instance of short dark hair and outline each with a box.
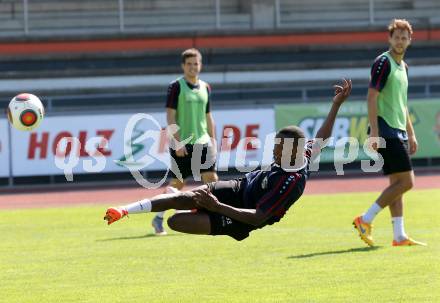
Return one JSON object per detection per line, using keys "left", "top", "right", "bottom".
{"left": 181, "top": 48, "right": 202, "bottom": 64}
{"left": 276, "top": 126, "right": 305, "bottom": 141}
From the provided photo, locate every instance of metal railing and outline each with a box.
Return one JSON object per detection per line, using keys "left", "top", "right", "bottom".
{"left": 1, "top": 0, "right": 439, "bottom": 37}
{"left": 36, "top": 80, "right": 440, "bottom": 113}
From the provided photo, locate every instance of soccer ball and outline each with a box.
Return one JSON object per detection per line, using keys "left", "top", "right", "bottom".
{"left": 7, "top": 93, "right": 44, "bottom": 131}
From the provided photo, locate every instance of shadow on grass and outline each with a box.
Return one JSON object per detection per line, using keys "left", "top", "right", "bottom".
{"left": 288, "top": 246, "right": 381, "bottom": 259}
{"left": 97, "top": 233, "right": 182, "bottom": 242}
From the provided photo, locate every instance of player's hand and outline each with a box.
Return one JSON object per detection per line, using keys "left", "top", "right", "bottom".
{"left": 176, "top": 146, "right": 188, "bottom": 157}
{"left": 333, "top": 78, "right": 352, "bottom": 105}
{"left": 408, "top": 135, "right": 418, "bottom": 155}
{"left": 193, "top": 189, "right": 221, "bottom": 211}
{"left": 369, "top": 129, "right": 380, "bottom": 151}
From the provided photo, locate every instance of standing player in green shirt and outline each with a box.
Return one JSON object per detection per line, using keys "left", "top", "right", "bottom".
{"left": 353, "top": 19, "right": 426, "bottom": 246}
{"left": 152, "top": 48, "right": 218, "bottom": 235}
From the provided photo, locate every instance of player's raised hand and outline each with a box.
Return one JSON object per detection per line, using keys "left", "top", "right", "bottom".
{"left": 193, "top": 189, "right": 220, "bottom": 211}
{"left": 333, "top": 78, "right": 352, "bottom": 105}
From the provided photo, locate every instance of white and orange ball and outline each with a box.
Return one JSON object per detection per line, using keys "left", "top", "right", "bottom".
{"left": 7, "top": 93, "right": 44, "bottom": 131}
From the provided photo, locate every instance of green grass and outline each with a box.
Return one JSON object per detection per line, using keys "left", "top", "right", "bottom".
{"left": 1, "top": 189, "right": 439, "bottom": 303}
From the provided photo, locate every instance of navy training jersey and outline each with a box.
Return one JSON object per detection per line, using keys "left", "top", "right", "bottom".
{"left": 240, "top": 140, "right": 317, "bottom": 227}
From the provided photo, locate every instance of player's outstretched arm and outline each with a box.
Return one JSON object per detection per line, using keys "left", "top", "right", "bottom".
{"left": 193, "top": 189, "right": 266, "bottom": 226}
{"left": 315, "top": 78, "right": 352, "bottom": 141}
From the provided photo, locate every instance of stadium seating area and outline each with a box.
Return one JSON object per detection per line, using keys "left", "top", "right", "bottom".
{"left": 1, "top": 0, "right": 440, "bottom": 35}
{"left": 279, "top": 0, "right": 440, "bottom": 28}
{"left": 1, "top": 43, "right": 440, "bottom": 112}
{"left": 0, "top": 0, "right": 247, "bottom": 34}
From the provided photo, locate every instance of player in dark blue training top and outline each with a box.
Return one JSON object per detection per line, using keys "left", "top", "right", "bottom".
{"left": 104, "top": 79, "right": 352, "bottom": 241}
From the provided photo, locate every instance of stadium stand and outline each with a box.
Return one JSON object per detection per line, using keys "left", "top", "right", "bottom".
{"left": 0, "top": 0, "right": 249, "bottom": 34}
{"left": 1, "top": 0, "right": 440, "bottom": 36}
{"left": 278, "top": 0, "right": 440, "bottom": 28}
{"left": 1, "top": 43, "right": 440, "bottom": 112}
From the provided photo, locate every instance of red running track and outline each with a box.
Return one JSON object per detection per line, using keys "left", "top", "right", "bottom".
{"left": 0, "top": 174, "right": 439, "bottom": 209}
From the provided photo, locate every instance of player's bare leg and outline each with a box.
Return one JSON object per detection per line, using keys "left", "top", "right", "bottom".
{"left": 354, "top": 171, "right": 413, "bottom": 246}
{"left": 104, "top": 188, "right": 204, "bottom": 225}
{"left": 380, "top": 172, "right": 412, "bottom": 239}
{"left": 152, "top": 178, "right": 185, "bottom": 235}
{"left": 169, "top": 178, "right": 185, "bottom": 191}
{"left": 167, "top": 212, "right": 211, "bottom": 235}
{"left": 387, "top": 173, "right": 426, "bottom": 246}
{"left": 150, "top": 173, "right": 216, "bottom": 234}
{"left": 388, "top": 195, "right": 426, "bottom": 245}
{"left": 376, "top": 171, "right": 414, "bottom": 209}
{"left": 389, "top": 195, "right": 403, "bottom": 217}
{"left": 355, "top": 170, "right": 425, "bottom": 246}
{"left": 201, "top": 171, "right": 218, "bottom": 183}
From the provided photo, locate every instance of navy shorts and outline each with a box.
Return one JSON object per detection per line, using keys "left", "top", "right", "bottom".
{"left": 377, "top": 138, "right": 412, "bottom": 175}
{"left": 204, "top": 180, "right": 254, "bottom": 241}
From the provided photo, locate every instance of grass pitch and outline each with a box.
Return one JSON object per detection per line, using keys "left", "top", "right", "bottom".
{"left": 1, "top": 189, "right": 439, "bottom": 303}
